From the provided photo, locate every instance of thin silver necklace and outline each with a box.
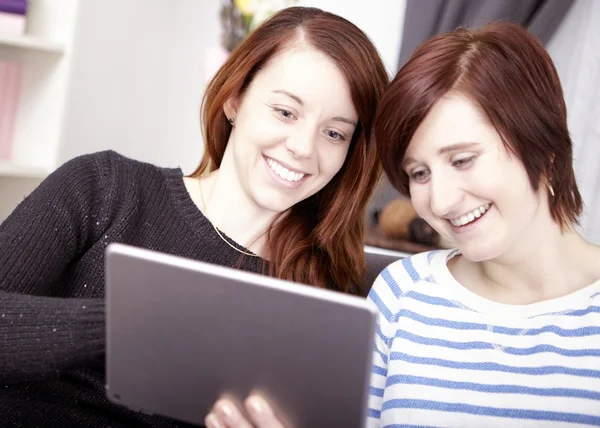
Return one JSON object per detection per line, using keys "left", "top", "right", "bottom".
{"left": 198, "top": 180, "right": 260, "bottom": 258}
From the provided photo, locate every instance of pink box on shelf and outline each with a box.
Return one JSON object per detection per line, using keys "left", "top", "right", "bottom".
{"left": 0, "top": 60, "right": 22, "bottom": 161}
{"left": 0, "top": 11, "right": 25, "bottom": 36}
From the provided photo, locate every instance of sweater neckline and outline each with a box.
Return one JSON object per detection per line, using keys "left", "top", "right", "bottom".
{"left": 430, "top": 249, "right": 600, "bottom": 318}
{"left": 161, "top": 167, "right": 267, "bottom": 266}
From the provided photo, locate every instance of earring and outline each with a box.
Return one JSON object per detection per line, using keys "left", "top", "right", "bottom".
{"left": 228, "top": 117, "right": 235, "bottom": 125}
{"left": 547, "top": 182, "right": 555, "bottom": 197}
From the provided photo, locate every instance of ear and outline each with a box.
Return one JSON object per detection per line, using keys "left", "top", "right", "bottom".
{"left": 223, "top": 97, "right": 239, "bottom": 121}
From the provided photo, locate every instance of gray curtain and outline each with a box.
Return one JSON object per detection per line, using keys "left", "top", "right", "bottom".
{"left": 367, "top": 0, "right": 574, "bottom": 226}
{"left": 398, "top": 0, "right": 575, "bottom": 68}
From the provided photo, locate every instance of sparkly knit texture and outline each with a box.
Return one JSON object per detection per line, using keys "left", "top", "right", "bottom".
{"left": 0, "top": 151, "right": 264, "bottom": 427}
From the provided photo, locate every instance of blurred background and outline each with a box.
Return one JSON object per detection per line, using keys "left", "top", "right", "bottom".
{"left": 0, "top": 0, "right": 598, "bottom": 255}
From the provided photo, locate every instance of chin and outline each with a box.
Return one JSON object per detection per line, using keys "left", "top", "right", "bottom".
{"left": 253, "top": 194, "right": 296, "bottom": 215}
{"left": 457, "top": 241, "right": 503, "bottom": 263}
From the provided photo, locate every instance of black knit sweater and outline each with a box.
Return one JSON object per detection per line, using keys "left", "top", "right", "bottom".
{"left": 0, "top": 151, "right": 266, "bottom": 427}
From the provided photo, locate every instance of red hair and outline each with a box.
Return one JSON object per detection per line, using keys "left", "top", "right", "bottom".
{"left": 375, "top": 21, "right": 582, "bottom": 229}
{"left": 192, "top": 7, "right": 388, "bottom": 292}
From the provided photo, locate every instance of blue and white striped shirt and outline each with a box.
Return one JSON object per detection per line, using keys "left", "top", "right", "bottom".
{"left": 367, "top": 249, "right": 600, "bottom": 427}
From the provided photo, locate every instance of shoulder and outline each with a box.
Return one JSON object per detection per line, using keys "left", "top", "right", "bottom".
{"left": 367, "top": 249, "right": 458, "bottom": 325}
{"left": 61, "top": 149, "right": 167, "bottom": 172}
{"left": 55, "top": 150, "right": 182, "bottom": 187}
{"left": 42, "top": 151, "right": 186, "bottom": 219}
{"left": 380, "top": 249, "right": 456, "bottom": 287}
{"left": 368, "top": 249, "right": 457, "bottom": 303}
{"left": 51, "top": 150, "right": 142, "bottom": 179}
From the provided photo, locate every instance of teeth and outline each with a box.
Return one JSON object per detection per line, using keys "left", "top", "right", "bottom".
{"left": 450, "top": 203, "right": 490, "bottom": 227}
{"left": 266, "top": 158, "right": 305, "bottom": 182}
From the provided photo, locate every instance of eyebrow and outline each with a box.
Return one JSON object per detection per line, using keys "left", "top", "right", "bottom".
{"left": 271, "top": 89, "right": 357, "bottom": 126}
{"left": 272, "top": 89, "right": 303, "bottom": 105}
{"left": 332, "top": 116, "right": 357, "bottom": 126}
{"left": 402, "top": 142, "right": 481, "bottom": 169}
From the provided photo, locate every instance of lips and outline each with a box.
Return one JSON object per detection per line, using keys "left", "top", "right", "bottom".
{"left": 450, "top": 203, "right": 491, "bottom": 227}
{"left": 264, "top": 156, "right": 307, "bottom": 182}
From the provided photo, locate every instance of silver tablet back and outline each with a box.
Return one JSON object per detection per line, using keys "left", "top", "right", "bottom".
{"left": 105, "top": 243, "right": 378, "bottom": 427}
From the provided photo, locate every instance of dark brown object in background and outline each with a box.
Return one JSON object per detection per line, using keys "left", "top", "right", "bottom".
{"left": 377, "top": 198, "right": 440, "bottom": 248}
{"left": 378, "top": 198, "right": 416, "bottom": 240}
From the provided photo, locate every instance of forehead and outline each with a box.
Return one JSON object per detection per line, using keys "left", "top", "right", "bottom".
{"left": 406, "top": 93, "right": 500, "bottom": 157}
{"left": 247, "top": 44, "right": 357, "bottom": 117}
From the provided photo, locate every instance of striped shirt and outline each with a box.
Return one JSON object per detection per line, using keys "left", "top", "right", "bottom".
{"left": 367, "top": 249, "right": 600, "bottom": 427}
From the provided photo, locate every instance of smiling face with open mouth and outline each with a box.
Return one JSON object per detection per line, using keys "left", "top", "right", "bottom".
{"left": 403, "top": 93, "right": 546, "bottom": 262}
{"left": 220, "top": 41, "right": 358, "bottom": 215}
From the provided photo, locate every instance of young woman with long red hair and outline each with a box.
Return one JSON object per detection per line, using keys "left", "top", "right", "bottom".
{"left": 0, "top": 7, "right": 388, "bottom": 427}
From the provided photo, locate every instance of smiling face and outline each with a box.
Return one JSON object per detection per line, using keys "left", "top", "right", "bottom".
{"left": 221, "top": 42, "right": 358, "bottom": 214}
{"left": 403, "top": 93, "right": 548, "bottom": 262}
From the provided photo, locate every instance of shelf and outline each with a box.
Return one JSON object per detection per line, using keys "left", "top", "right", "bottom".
{"left": 0, "top": 161, "right": 48, "bottom": 179}
{"left": 0, "top": 34, "right": 64, "bottom": 54}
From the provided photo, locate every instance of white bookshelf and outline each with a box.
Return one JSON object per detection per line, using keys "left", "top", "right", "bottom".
{"left": 0, "top": 0, "right": 79, "bottom": 221}
{"left": 0, "top": 161, "right": 48, "bottom": 179}
{"left": 0, "top": 0, "right": 223, "bottom": 223}
{"left": 0, "top": 34, "right": 64, "bottom": 53}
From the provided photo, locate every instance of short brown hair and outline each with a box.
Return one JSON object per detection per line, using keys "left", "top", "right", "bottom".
{"left": 375, "top": 21, "right": 582, "bottom": 229}
{"left": 192, "top": 7, "right": 389, "bottom": 291}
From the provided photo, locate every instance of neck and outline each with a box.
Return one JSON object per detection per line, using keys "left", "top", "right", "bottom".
{"left": 478, "top": 218, "right": 596, "bottom": 303}
{"left": 196, "top": 161, "right": 278, "bottom": 257}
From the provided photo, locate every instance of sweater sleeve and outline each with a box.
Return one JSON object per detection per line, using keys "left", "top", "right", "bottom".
{"left": 0, "top": 153, "right": 110, "bottom": 383}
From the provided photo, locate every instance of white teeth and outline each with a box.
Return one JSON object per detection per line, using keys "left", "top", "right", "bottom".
{"left": 450, "top": 203, "right": 490, "bottom": 227}
{"left": 266, "top": 158, "right": 305, "bottom": 182}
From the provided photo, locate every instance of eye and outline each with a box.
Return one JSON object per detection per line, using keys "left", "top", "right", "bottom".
{"left": 274, "top": 108, "right": 296, "bottom": 120}
{"left": 452, "top": 155, "right": 475, "bottom": 169}
{"left": 325, "top": 130, "right": 346, "bottom": 142}
{"left": 409, "top": 168, "right": 430, "bottom": 183}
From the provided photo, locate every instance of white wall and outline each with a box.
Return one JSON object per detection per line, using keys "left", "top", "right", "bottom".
{"left": 297, "top": 0, "right": 406, "bottom": 77}
{"left": 57, "top": 0, "right": 221, "bottom": 175}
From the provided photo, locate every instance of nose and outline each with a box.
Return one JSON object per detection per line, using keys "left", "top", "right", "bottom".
{"left": 284, "top": 124, "right": 316, "bottom": 159}
{"left": 429, "top": 173, "right": 463, "bottom": 218}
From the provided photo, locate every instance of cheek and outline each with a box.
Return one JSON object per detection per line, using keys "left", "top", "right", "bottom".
{"left": 479, "top": 164, "right": 529, "bottom": 203}
{"left": 241, "top": 112, "right": 286, "bottom": 144}
{"left": 318, "top": 143, "right": 350, "bottom": 175}
{"left": 408, "top": 186, "right": 431, "bottom": 219}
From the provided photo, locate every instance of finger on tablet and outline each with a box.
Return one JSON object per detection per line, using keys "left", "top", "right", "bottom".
{"left": 205, "top": 412, "right": 224, "bottom": 428}
{"left": 214, "top": 398, "right": 254, "bottom": 428}
{"left": 245, "top": 395, "right": 286, "bottom": 428}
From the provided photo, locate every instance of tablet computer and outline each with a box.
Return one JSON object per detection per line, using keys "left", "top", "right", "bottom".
{"left": 105, "top": 243, "right": 378, "bottom": 428}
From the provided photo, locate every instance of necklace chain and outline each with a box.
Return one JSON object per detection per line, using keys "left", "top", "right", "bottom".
{"left": 198, "top": 179, "right": 260, "bottom": 258}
